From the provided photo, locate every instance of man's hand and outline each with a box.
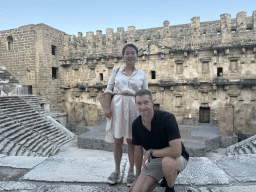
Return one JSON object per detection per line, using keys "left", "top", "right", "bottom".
{"left": 126, "top": 179, "right": 136, "bottom": 192}
{"left": 142, "top": 150, "right": 151, "bottom": 170}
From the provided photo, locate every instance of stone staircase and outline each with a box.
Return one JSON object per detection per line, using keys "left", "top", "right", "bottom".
{"left": 19, "top": 95, "right": 49, "bottom": 116}
{"left": 0, "top": 96, "right": 74, "bottom": 157}
{"left": 226, "top": 134, "right": 256, "bottom": 156}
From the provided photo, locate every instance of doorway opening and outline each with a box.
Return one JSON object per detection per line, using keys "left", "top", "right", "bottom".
{"left": 199, "top": 107, "right": 210, "bottom": 123}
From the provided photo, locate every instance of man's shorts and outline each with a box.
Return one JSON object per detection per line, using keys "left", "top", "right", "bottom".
{"left": 141, "top": 156, "right": 188, "bottom": 182}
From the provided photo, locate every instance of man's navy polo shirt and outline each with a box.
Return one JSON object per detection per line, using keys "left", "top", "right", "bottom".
{"left": 132, "top": 109, "right": 189, "bottom": 161}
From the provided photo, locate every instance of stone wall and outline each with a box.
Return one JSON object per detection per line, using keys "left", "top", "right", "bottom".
{"left": 1, "top": 11, "right": 256, "bottom": 133}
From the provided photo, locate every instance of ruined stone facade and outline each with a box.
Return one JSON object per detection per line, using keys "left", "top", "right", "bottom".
{"left": 1, "top": 11, "right": 256, "bottom": 136}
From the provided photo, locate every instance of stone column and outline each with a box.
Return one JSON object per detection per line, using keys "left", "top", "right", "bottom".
{"left": 127, "top": 26, "right": 136, "bottom": 44}
{"left": 86, "top": 31, "right": 94, "bottom": 55}
{"left": 252, "top": 11, "right": 256, "bottom": 30}
{"left": 219, "top": 105, "right": 234, "bottom": 136}
{"left": 220, "top": 13, "right": 231, "bottom": 44}
{"left": 96, "top": 30, "right": 102, "bottom": 54}
{"left": 106, "top": 28, "right": 113, "bottom": 54}
{"left": 190, "top": 17, "right": 200, "bottom": 46}
{"left": 236, "top": 11, "right": 247, "bottom": 39}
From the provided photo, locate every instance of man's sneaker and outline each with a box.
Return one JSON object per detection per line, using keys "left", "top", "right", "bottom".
{"left": 160, "top": 177, "right": 167, "bottom": 187}
{"left": 127, "top": 172, "right": 135, "bottom": 187}
{"left": 108, "top": 171, "right": 120, "bottom": 185}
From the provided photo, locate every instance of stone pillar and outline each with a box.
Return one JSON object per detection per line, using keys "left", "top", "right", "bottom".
{"left": 127, "top": 26, "right": 136, "bottom": 44}
{"left": 190, "top": 17, "right": 200, "bottom": 46}
{"left": 162, "top": 20, "right": 170, "bottom": 38}
{"left": 96, "top": 30, "right": 102, "bottom": 54}
{"left": 220, "top": 13, "right": 231, "bottom": 44}
{"left": 219, "top": 105, "right": 234, "bottom": 136}
{"left": 106, "top": 28, "right": 113, "bottom": 54}
{"left": 117, "top": 27, "right": 124, "bottom": 54}
{"left": 236, "top": 11, "right": 247, "bottom": 39}
{"left": 78, "top": 32, "right": 83, "bottom": 39}
{"left": 253, "top": 10, "right": 256, "bottom": 30}
{"left": 86, "top": 31, "right": 94, "bottom": 55}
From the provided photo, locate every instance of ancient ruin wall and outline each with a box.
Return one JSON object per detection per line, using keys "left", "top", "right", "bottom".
{"left": 1, "top": 11, "right": 256, "bottom": 134}
{"left": 0, "top": 24, "right": 36, "bottom": 84}
{"left": 59, "top": 11, "right": 256, "bottom": 133}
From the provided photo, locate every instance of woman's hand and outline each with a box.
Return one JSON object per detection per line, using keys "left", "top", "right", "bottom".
{"left": 105, "top": 107, "right": 112, "bottom": 119}
{"left": 104, "top": 93, "right": 113, "bottom": 119}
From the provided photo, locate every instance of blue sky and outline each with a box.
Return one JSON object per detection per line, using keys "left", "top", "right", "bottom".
{"left": 0, "top": 0, "right": 255, "bottom": 35}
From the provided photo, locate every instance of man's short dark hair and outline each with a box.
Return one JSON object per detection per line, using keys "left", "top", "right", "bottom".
{"left": 135, "top": 89, "right": 153, "bottom": 101}
{"left": 122, "top": 44, "right": 138, "bottom": 56}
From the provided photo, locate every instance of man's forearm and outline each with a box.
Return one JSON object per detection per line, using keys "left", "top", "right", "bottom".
{"left": 134, "top": 146, "right": 143, "bottom": 178}
{"left": 151, "top": 146, "right": 181, "bottom": 159}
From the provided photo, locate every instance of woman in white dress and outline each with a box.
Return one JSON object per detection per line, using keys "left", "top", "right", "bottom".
{"left": 104, "top": 44, "right": 148, "bottom": 186}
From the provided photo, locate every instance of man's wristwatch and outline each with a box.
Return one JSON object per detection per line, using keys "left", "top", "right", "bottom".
{"left": 149, "top": 149, "right": 154, "bottom": 158}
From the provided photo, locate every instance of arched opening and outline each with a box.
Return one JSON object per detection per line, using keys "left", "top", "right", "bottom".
{"left": 7, "top": 36, "right": 13, "bottom": 51}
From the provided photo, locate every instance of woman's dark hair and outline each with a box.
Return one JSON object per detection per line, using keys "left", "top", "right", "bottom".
{"left": 135, "top": 89, "right": 153, "bottom": 101}
{"left": 122, "top": 44, "right": 138, "bottom": 56}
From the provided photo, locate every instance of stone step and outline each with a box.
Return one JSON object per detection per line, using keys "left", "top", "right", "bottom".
{"left": 8, "top": 143, "right": 23, "bottom": 156}
{"left": 39, "top": 128, "right": 60, "bottom": 137}
{"left": 247, "top": 143, "right": 256, "bottom": 154}
{"left": 0, "top": 125, "right": 25, "bottom": 138}
{"left": 47, "top": 132, "right": 65, "bottom": 141}
{"left": 0, "top": 103, "right": 28, "bottom": 109}
{"left": 8, "top": 129, "right": 28, "bottom": 140}
{"left": 24, "top": 121, "right": 48, "bottom": 130}
{"left": 0, "top": 116, "right": 12, "bottom": 124}
{"left": 6, "top": 110, "right": 35, "bottom": 117}
{"left": 17, "top": 132, "right": 38, "bottom": 147}
{"left": 0, "top": 120, "right": 17, "bottom": 129}
{"left": 14, "top": 114, "right": 42, "bottom": 123}
{"left": 32, "top": 140, "right": 48, "bottom": 154}
{"left": 1, "top": 106, "right": 33, "bottom": 113}
{"left": 32, "top": 123, "right": 53, "bottom": 132}
{"left": 0, "top": 138, "right": 10, "bottom": 152}
{"left": 12, "top": 129, "right": 34, "bottom": 143}
{"left": 22, "top": 149, "right": 30, "bottom": 156}
{"left": 58, "top": 137, "right": 72, "bottom": 146}
{"left": 2, "top": 141, "right": 16, "bottom": 155}
{"left": 28, "top": 137, "right": 47, "bottom": 153}
{"left": 50, "top": 145, "right": 60, "bottom": 156}
{"left": 9, "top": 113, "right": 39, "bottom": 122}
{"left": 16, "top": 146, "right": 27, "bottom": 156}
{"left": 0, "top": 136, "right": 5, "bottom": 143}
{"left": 36, "top": 141, "right": 54, "bottom": 155}
{"left": 237, "top": 148, "right": 244, "bottom": 155}
{"left": 21, "top": 118, "right": 46, "bottom": 126}
{"left": 23, "top": 135, "right": 41, "bottom": 148}
{"left": 41, "top": 145, "right": 54, "bottom": 157}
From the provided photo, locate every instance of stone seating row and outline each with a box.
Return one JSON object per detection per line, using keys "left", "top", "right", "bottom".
{"left": 0, "top": 96, "right": 72, "bottom": 157}
{"left": 19, "top": 95, "right": 48, "bottom": 116}
{"left": 227, "top": 135, "right": 256, "bottom": 156}
{"left": 0, "top": 119, "right": 60, "bottom": 157}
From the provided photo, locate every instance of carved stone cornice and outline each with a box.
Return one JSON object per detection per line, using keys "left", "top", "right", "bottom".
{"left": 200, "top": 57, "right": 211, "bottom": 62}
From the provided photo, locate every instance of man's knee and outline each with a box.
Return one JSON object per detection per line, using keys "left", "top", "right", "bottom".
{"left": 162, "top": 156, "right": 181, "bottom": 171}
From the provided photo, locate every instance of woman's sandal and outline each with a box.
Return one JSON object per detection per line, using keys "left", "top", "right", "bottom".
{"left": 108, "top": 171, "right": 120, "bottom": 185}
{"left": 127, "top": 172, "right": 136, "bottom": 187}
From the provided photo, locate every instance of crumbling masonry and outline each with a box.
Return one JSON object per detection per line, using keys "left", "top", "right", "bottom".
{"left": 1, "top": 11, "right": 256, "bottom": 138}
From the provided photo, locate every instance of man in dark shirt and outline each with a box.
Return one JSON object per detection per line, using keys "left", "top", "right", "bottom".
{"left": 127, "top": 89, "right": 189, "bottom": 192}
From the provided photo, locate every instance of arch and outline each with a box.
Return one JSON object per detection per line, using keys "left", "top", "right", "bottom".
{"left": 7, "top": 36, "right": 13, "bottom": 51}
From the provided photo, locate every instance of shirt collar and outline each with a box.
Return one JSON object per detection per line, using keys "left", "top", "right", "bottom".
{"left": 120, "top": 66, "right": 138, "bottom": 76}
